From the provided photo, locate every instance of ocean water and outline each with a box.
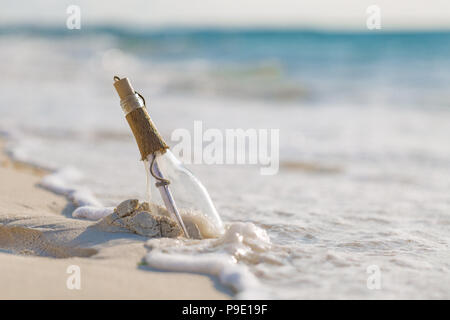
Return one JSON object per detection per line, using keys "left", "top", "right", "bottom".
{"left": 1, "top": 26, "right": 450, "bottom": 298}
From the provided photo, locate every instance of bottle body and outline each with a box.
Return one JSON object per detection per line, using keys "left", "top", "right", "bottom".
{"left": 145, "top": 150, "right": 224, "bottom": 238}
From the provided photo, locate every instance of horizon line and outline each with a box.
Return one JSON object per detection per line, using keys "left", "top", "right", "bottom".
{"left": 1, "top": 23, "right": 450, "bottom": 34}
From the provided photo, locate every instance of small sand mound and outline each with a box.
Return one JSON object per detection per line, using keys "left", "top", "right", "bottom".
{"left": 95, "top": 200, "right": 183, "bottom": 238}
{"left": 0, "top": 225, "right": 97, "bottom": 258}
{"left": 94, "top": 199, "right": 221, "bottom": 239}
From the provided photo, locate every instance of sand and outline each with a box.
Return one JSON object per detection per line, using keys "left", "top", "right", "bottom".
{"left": 0, "top": 139, "right": 231, "bottom": 299}
{"left": 95, "top": 199, "right": 184, "bottom": 238}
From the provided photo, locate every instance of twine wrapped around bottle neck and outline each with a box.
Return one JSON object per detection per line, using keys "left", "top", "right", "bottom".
{"left": 119, "top": 93, "right": 143, "bottom": 115}
{"left": 113, "top": 77, "right": 169, "bottom": 160}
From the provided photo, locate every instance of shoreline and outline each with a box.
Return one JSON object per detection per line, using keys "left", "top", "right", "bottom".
{"left": 0, "top": 138, "right": 231, "bottom": 299}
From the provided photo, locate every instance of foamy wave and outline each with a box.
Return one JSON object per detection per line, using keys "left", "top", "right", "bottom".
{"left": 40, "top": 167, "right": 103, "bottom": 208}
{"left": 72, "top": 206, "right": 114, "bottom": 220}
{"left": 144, "top": 222, "right": 272, "bottom": 298}
{"left": 145, "top": 250, "right": 261, "bottom": 296}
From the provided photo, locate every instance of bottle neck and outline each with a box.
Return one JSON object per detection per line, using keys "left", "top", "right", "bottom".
{"left": 122, "top": 97, "right": 169, "bottom": 160}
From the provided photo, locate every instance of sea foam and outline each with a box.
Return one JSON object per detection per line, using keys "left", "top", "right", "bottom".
{"left": 144, "top": 222, "right": 272, "bottom": 298}
{"left": 40, "top": 167, "right": 103, "bottom": 207}
{"left": 72, "top": 206, "right": 114, "bottom": 220}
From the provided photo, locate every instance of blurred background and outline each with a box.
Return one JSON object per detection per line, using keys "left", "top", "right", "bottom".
{"left": 0, "top": 0, "right": 449, "bottom": 298}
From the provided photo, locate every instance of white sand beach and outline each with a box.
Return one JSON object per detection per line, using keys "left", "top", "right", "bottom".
{"left": 0, "top": 139, "right": 231, "bottom": 299}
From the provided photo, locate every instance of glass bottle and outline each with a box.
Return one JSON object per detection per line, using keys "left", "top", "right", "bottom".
{"left": 113, "top": 76, "right": 223, "bottom": 238}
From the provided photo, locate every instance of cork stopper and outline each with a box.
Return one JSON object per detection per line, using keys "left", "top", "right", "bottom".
{"left": 113, "top": 77, "right": 135, "bottom": 100}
